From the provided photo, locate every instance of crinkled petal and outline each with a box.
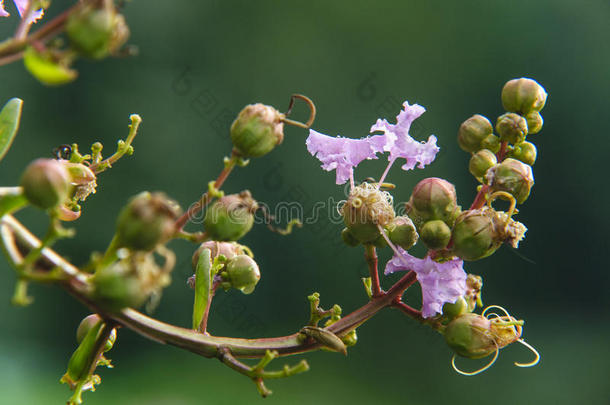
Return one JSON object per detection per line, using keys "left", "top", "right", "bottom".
{"left": 306, "top": 129, "right": 384, "bottom": 184}
{"left": 13, "top": 0, "right": 44, "bottom": 24}
{"left": 1, "top": 0, "right": 10, "bottom": 16}
{"left": 370, "top": 101, "right": 439, "bottom": 170}
{"left": 384, "top": 247, "right": 467, "bottom": 318}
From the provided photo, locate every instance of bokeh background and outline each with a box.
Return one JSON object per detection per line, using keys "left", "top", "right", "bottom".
{"left": 1, "top": 1, "right": 609, "bottom": 404}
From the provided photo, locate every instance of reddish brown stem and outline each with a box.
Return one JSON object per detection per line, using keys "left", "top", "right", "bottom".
{"left": 392, "top": 300, "right": 423, "bottom": 322}
{"left": 364, "top": 244, "right": 383, "bottom": 297}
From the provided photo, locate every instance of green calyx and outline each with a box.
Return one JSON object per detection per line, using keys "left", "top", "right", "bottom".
{"left": 225, "top": 254, "right": 261, "bottom": 294}
{"left": 387, "top": 216, "right": 418, "bottom": 250}
{"left": 420, "top": 219, "right": 451, "bottom": 250}
{"left": 406, "top": 177, "right": 460, "bottom": 228}
{"left": 486, "top": 158, "right": 534, "bottom": 204}
{"left": 203, "top": 191, "right": 257, "bottom": 241}
{"left": 230, "top": 104, "right": 285, "bottom": 158}
{"left": 444, "top": 313, "right": 495, "bottom": 359}
{"left": 450, "top": 209, "right": 501, "bottom": 261}
{"left": 508, "top": 141, "right": 537, "bottom": 166}
{"left": 495, "top": 113, "right": 528, "bottom": 144}
{"left": 469, "top": 149, "right": 497, "bottom": 180}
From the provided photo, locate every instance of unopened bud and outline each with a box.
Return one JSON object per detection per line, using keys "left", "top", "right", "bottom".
{"left": 203, "top": 191, "right": 257, "bottom": 241}
{"left": 442, "top": 297, "right": 469, "bottom": 321}
{"left": 451, "top": 209, "right": 501, "bottom": 261}
{"left": 469, "top": 149, "right": 497, "bottom": 179}
{"left": 225, "top": 254, "right": 260, "bottom": 294}
{"left": 501, "top": 78, "right": 547, "bottom": 114}
{"left": 508, "top": 141, "right": 537, "bottom": 166}
{"left": 406, "top": 178, "right": 460, "bottom": 227}
{"left": 524, "top": 111, "right": 543, "bottom": 134}
{"left": 457, "top": 114, "right": 493, "bottom": 153}
{"left": 115, "top": 192, "right": 181, "bottom": 251}
{"left": 342, "top": 183, "right": 395, "bottom": 244}
{"left": 230, "top": 104, "right": 284, "bottom": 157}
{"left": 20, "top": 158, "right": 71, "bottom": 209}
{"left": 191, "top": 241, "right": 245, "bottom": 270}
{"left": 480, "top": 134, "right": 501, "bottom": 154}
{"left": 387, "top": 216, "right": 418, "bottom": 250}
{"left": 76, "top": 314, "right": 116, "bottom": 352}
{"left": 485, "top": 158, "right": 534, "bottom": 204}
{"left": 444, "top": 313, "right": 495, "bottom": 359}
{"left": 496, "top": 113, "right": 528, "bottom": 144}
{"left": 420, "top": 219, "right": 451, "bottom": 250}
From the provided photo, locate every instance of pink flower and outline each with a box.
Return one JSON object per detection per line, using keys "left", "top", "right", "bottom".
{"left": 1, "top": 0, "right": 44, "bottom": 25}
{"left": 306, "top": 129, "right": 385, "bottom": 184}
{"left": 385, "top": 247, "right": 467, "bottom": 318}
{"left": 370, "top": 101, "right": 439, "bottom": 170}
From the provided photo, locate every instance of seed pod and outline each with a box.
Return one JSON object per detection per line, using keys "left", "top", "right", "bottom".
{"left": 508, "top": 141, "right": 537, "bottom": 166}
{"left": 451, "top": 209, "right": 502, "bottom": 261}
{"left": 387, "top": 216, "right": 418, "bottom": 250}
{"left": 495, "top": 113, "right": 528, "bottom": 144}
{"left": 230, "top": 104, "right": 285, "bottom": 157}
{"left": 225, "top": 254, "right": 261, "bottom": 294}
{"left": 115, "top": 192, "right": 182, "bottom": 251}
{"left": 469, "top": 149, "right": 497, "bottom": 179}
{"left": 485, "top": 158, "right": 534, "bottom": 204}
{"left": 420, "top": 219, "right": 452, "bottom": 250}
{"left": 342, "top": 183, "right": 395, "bottom": 244}
{"left": 203, "top": 191, "right": 257, "bottom": 241}
{"left": 444, "top": 313, "right": 496, "bottom": 359}
{"left": 406, "top": 178, "right": 460, "bottom": 227}
{"left": 457, "top": 114, "right": 493, "bottom": 153}
{"left": 501, "top": 78, "right": 547, "bottom": 114}
{"left": 20, "top": 158, "right": 71, "bottom": 209}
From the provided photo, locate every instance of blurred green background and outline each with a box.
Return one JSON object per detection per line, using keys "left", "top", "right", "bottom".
{"left": 1, "top": 0, "right": 609, "bottom": 404}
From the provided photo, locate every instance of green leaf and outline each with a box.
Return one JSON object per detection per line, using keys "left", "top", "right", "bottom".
{"left": 23, "top": 47, "right": 78, "bottom": 86}
{"left": 0, "top": 187, "right": 28, "bottom": 216}
{"left": 192, "top": 248, "right": 212, "bottom": 331}
{"left": 0, "top": 98, "right": 23, "bottom": 163}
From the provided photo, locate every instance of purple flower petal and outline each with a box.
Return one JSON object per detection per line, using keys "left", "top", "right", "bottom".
{"left": 370, "top": 101, "right": 440, "bottom": 171}
{"left": 384, "top": 247, "right": 467, "bottom": 318}
{"left": 1, "top": 0, "right": 10, "bottom": 17}
{"left": 306, "top": 129, "right": 385, "bottom": 184}
{"left": 13, "top": 0, "right": 44, "bottom": 24}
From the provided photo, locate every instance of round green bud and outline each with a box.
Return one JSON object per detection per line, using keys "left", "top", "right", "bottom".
{"left": 457, "top": 114, "right": 493, "bottom": 153}
{"left": 486, "top": 158, "right": 534, "bottom": 204}
{"left": 501, "top": 78, "right": 547, "bottom": 114}
{"left": 203, "top": 191, "right": 257, "bottom": 241}
{"left": 115, "top": 192, "right": 182, "bottom": 251}
{"left": 341, "top": 228, "right": 360, "bottom": 247}
{"left": 66, "top": 4, "right": 129, "bottom": 59}
{"left": 20, "top": 158, "right": 71, "bottom": 210}
{"left": 480, "top": 134, "right": 501, "bottom": 154}
{"left": 92, "top": 262, "right": 147, "bottom": 311}
{"left": 524, "top": 111, "right": 543, "bottom": 134}
{"left": 191, "top": 241, "right": 245, "bottom": 270}
{"left": 469, "top": 149, "right": 497, "bottom": 179}
{"left": 342, "top": 183, "right": 395, "bottom": 244}
{"left": 76, "top": 314, "right": 101, "bottom": 344}
{"left": 225, "top": 254, "right": 260, "bottom": 294}
{"left": 387, "top": 216, "right": 418, "bottom": 250}
{"left": 342, "top": 330, "right": 358, "bottom": 347}
{"left": 451, "top": 209, "right": 501, "bottom": 261}
{"left": 230, "top": 104, "right": 285, "bottom": 157}
{"left": 442, "top": 297, "right": 469, "bottom": 321}
{"left": 508, "top": 141, "right": 537, "bottom": 166}
{"left": 444, "top": 313, "right": 496, "bottom": 359}
{"left": 495, "top": 113, "right": 528, "bottom": 144}
{"left": 406, "top": 178, "right": 460, "bottom": 227}
{"left": 420, "top": 219, "right": 452, "bottom": 250}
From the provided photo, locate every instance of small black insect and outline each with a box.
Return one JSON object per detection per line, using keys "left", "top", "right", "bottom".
{"left": 53, "top": 144, "right": 72, "bottom": 160}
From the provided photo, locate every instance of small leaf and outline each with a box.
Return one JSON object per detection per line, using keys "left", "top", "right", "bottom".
{"left": 192, "top": 248, "right": 212, "bottom": 331}
{"left": 23, "top": 47, "right": 78, "bottom": 86}
{"left": 0, "top": 98, "right": 23, "bottom": 163}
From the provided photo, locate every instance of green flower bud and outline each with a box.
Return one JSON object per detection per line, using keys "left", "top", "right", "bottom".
{"left": 76, "top": 314, "right": 116, "bottom": 352}
{"left": 341, "top": 228, "right": 360, "bottom": 247}
{"left": 20, "top": 158, "right": 71, "bottom": 209}
{"left": 486, "top": 158, "right": 534, "bottom": 204}
{"left": 225, "top": 254, "right": 260, "bottom": 294}
{"left": 191, "top": 241, "right": 245, "bottom": 270}
{"left": 442, "top": 297, "right": 469, "bottom": 321}
{"left": 230, "top": 104, "right": 285, "bottom": 157}
{"left": 524, "top": 111, "right": 543, "bottom": 134}
{"left": 495, "top": 113, "right": 528, "bottom": 144}
{"left": 480, "top": 134, "right": 501, "bottom": 154}
{"left": 406, "top": 178, "right": 460, "bottom": 227}
{"left": 387, "top": 216, "right": 418, "bottom": 250}
{"left": 115, "top": 192, "right": 181, "bottom": 251}
{"left": 65, "top": 162, "right": 98, "bottom": 201}
{"left": 457, "top": 114, "right": 493, "bottom": 153}
{"left": 92, "top": 252, "right": 170, "bottom": 311}
{"left": 508, "top": 141, "right": 537, "bottom": 166}
{"left": 444, "top": 313, "right": 496, "bottom": 359}
{"left": 342, "top": 183, "right": 395, "bottom": 243}
{"left": 469, "top": 149, "right": 497, "bottom": 179}
{"left": 342, "top": 330, "right": 358, "bottom": 347}
{"left": 501, "top": 78, "right": 547, "bottom": 114}
{"left": 66, "top": 4, "right": 129, "bottom": 59}
{"left": 203, "top": 191, "right": 257, "bottom": 241}
{"left": 451, "top": 209, "right": 502, "bottom": 261}
{"left": 420, "top": 219, "right": 452, "bottom": 250}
